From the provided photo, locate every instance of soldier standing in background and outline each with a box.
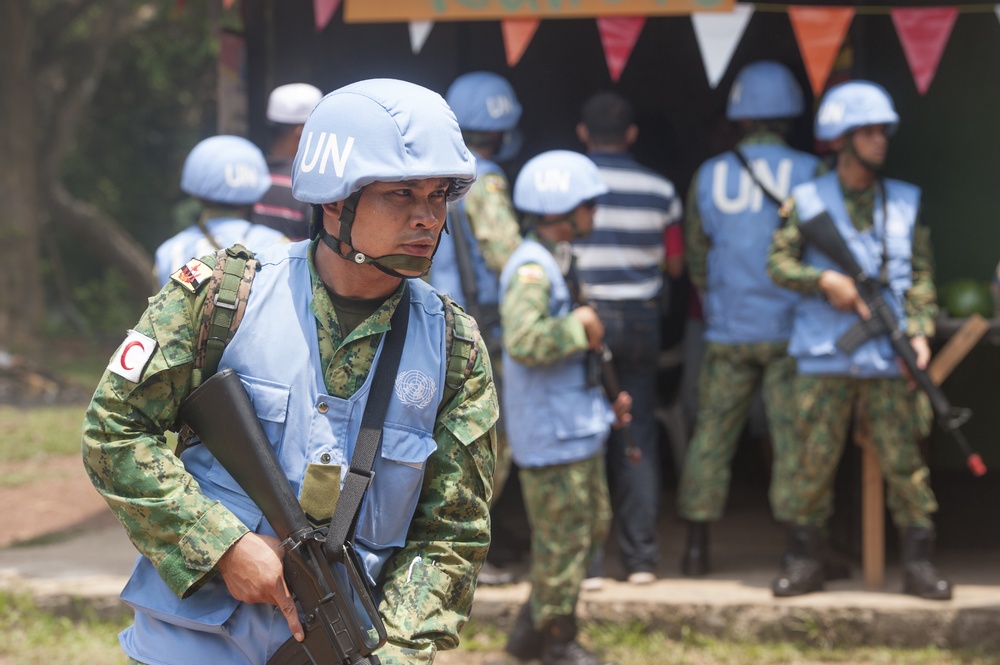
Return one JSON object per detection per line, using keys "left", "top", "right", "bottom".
{"left": 677, "top": 61, "right": 822, "bottom": 576}
{"left": 154, "top": 135, "right": 286, "bottom": 288}
{"left": 767, "top": 80, "right": 951, "bottom": 600}
{"left": 501, "top": 150, "right": 630, "bottom": 665}
{"left": 250, "top": 83, "right": 323, "bottom": 240}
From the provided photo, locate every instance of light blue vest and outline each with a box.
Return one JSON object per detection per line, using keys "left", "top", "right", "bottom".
{"left": 499, "top": 239, "right": 613, "bottom": 468}
{"left": 120, "top": 241, "right": 447, "bottom": 665}
{"left": 430, "top": 157, "right": 506, "bottom": 316}
{"left": 697, "top": 143, "right": 819, "bottom": 343}
{"left": 788, "top": 173, "right": 919, "bottom": 377}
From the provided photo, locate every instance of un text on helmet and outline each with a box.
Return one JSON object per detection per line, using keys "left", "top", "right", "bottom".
{"left": 299, "top": 132, "right": 356, "bottom": 177}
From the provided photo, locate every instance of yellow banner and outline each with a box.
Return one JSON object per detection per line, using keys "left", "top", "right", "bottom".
{"left": 344, "top": 0, "right": 734, "bottom": 23}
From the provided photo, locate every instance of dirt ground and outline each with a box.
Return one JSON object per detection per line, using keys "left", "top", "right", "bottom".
{"left": 0, "top": 454, "right": 116, "bottom": 548}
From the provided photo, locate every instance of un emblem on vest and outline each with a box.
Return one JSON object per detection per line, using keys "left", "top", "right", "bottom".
{"left": 395, "top": 370, "right": 437, "bottom": 408}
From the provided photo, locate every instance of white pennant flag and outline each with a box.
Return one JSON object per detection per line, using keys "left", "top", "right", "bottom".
{"left": 692, "top": 3, "right": 755, "bottom": 89}
{"left": 995, "top": 4, "right": 1000, "bottom": 26}
{"left": 409, "top": 20, "right": 434, "bottom": 54}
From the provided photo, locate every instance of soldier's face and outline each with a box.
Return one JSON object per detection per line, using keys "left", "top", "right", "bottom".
{"left": 850, "top": 125, "right": 889, "bottom": 168}
{"left": 349, "top": 178, "right": 450, "bottom": 276}
{"left": 571, "top": 199, "right": 598, "bottom": 239}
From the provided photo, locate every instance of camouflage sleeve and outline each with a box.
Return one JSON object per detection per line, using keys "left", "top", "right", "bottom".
{"left": 905, "top": 219, "right": 937, "bottom": 337}
{"left": 81, "top": 269, "right": 249, "bottom": 598}
{"left": 766, "top": 203, "right": 826, "bottom": 295}
{"left": 376, "top": 304, "right": 497, "bottom": 664}
{"left": 463, "top": 173, "right": 523, "bottom": 273}
{"left": 684, "top": 175, "right": 709, "bottom": 293}
{"left": 500, "top": 263, "right": 589, "bottom": 366}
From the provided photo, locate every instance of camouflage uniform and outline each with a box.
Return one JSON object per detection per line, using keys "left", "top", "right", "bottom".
{"left": 83, "top": 241, "right": 498, "bottom": 665}
{"left": 767, "top": 185, "right": 938, "bottom": 528}
{"left": 459, "top": 170, "right": 522, "bottom": 499}
{"left": 678, "top": 132, "right": 821, "bottom": 524}
{"left": 500, "top": 235, "right": 611, "bottom": 626}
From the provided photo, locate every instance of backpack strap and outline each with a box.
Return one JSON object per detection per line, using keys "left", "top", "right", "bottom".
{"left": 442, "top": 297, "right": 480, "bottom": 409}
{"left": 176, "top": 244, "right": 257, "bottom": 456}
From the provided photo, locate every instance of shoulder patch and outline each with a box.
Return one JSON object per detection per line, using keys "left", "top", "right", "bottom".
{"left": 778, "top": 197, "right": 795, "bottom": 219}
{"left": 170, "top": 258, "right": 214, "bottom": 293}
{"left": 483, "top": 175, "right": 508, "bottom": 193}
{"left": 515, "top": 263, "right": 545, "bottom": 284}
{"left": 108, "top": 329, "right": 157, "bottom": 383}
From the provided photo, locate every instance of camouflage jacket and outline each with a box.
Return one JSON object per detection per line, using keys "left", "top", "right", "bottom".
{"left": 462, "top": 171, "right": 522, "bottom": 274}
{"left": 81, "top": 241, "right": 498, "bottom": 665}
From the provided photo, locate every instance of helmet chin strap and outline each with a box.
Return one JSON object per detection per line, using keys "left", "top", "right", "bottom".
{"left": 845, "top": 132, "right": 885, "bottom": 173}
{"left": 319, "top": 190, "right": 436, "bottom": 279}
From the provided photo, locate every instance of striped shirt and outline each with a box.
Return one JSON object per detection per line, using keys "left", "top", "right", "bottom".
{"left": 574, "top": 152, "right": 682, "bottom": 301}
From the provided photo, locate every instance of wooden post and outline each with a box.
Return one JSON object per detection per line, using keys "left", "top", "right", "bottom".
{"left": 857, "top": 314, "right": 988, "bottom": 590}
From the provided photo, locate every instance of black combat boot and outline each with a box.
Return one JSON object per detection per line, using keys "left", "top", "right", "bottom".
{"left": 680, "top": 520, "right": 709, "bottom": 577}
{"left": 505, "top": 601, "right": 544, "bottom": 661}
{"left": 772, "top": 525, "right": 826, "bottom": 597}
{"left": 540, "top": 615, "right": 610, "bottom": 665}
{"left": 901, "top": 526, "right": 953, "bottom": 600}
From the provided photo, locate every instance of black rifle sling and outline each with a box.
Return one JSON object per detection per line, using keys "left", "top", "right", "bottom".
{"left": 325, "top": 282, "right": 411, "bottom": 560}
{"left": 733, "top": 148, "right": 785, "bottom": 207}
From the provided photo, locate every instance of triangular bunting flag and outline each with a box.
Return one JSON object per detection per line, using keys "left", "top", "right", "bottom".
{"left": 501, "top": 19, "right": 541, "bottom": 67}
{"left": 996, "top": 4, "right": 1000, "bottom": 26}
{"left": 597, "top": 17, "right": 646, "bottom": 83}
{"left": 891, "top": 7, "right": 958, "bottom": 95}
{"left": 314, "top": 0, "right": 342, "bottom": 32}
{"left": 692, "top": 3, "right": 755, "bottom": 88}
{"left": 788, "top": 6, "right": 855, "bottom": 97}
{"left": 409, "top": 20, "right": 434, "bottom": 54}
{"left": 223, "top": 0, "right": 236, "bottom": 8}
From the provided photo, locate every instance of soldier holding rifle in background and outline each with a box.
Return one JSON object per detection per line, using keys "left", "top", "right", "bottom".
{"left": 767, "top": 80, "right": 951, "bottom": 600}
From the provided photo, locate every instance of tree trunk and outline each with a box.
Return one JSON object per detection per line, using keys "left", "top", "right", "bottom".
{"left": 0, "top": 1, "right": 44, "bottom": 348}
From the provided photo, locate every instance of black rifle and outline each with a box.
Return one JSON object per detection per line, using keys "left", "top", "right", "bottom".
{"left": 180, "top": 368, "right": 387, "bottom": 665}
{"left": 798, "top": 211, "right": 987, "bottom": 477}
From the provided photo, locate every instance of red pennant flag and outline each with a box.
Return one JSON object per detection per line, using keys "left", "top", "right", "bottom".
{"left": 597, "top": 17, "right": 646, "bottom": 84}
{"left": 788, "top": 6, "right": 855, "bottom": 97}
{"left": 891, "top": 7, "right": 958, "bottom": 95}
{"left": 314, "top": 0, "right": 342, "bottom": 32}
{"left": 223, "top": 0, "right": 236, "bottom": 8}
{"left": 502, "top": 19, "right": 541, "bottom": 68}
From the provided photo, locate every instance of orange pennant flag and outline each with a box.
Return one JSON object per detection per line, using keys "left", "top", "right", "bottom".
{"left": 223, "top": 0, "right": 236, "bottom": 8}
{"left": 788, "top": 6, "right": 855, "bottom": 97}
{"left": 891, "top": 7, "right": 958, "bottom": 95}
{"left": 597, "top": 17, "right": 646, "bottom": 84}
{"left": 314, "top": 0, "right": 342, "bottom": 32}
{"left": 502, "top": 19, "right": 541, "bottom": 68}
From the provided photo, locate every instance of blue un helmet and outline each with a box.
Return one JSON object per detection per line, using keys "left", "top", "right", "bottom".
{"left": 513, "top": 150, "right": 608, "bottom": 216}
{"left": 292, "top": 78, "right": 477, "bottom": 277}
{"left": 180, "top": 135, "right": 271, "bottom": 205}
{"left": 727, "top": 61, "right": 804, "bottom": 121}
{"left": 814, "top": 80, "right": 899, "bottom": 141}
{"left": 446, "top": 71, "right": 523, "bottom": 161}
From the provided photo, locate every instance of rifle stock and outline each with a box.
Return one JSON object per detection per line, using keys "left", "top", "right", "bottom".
{"left": 798, "top": 212, "right": 986, "bottom": 477}
{"left": 180, "top": 368, "right": 387, "bottom": 664}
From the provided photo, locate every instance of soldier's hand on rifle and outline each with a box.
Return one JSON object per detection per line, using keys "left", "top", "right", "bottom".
{"left": 898, "top": 334, "right": 931, "bottom": 387}
{"left": 218, "top": 532, "right": 305, "bottom": 642}
{"left": 611, "top": 390, "right": 633, "bottom": 429}
{"left": 571, "top": 305, "right": 605, "bottom": 351}
{"left": 818, "top": 270, "right": 871, "bottom": 319}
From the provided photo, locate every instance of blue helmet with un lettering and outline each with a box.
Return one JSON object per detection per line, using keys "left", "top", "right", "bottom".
{"left": 291, "top": 79, "right": 477, "bottom": 205}
{"left": 814, "top": 80, "right": 899, "bottom": 141}
{"left": 446, "top": 71, "right": 522, "bottom": 132}
{"left": 180, "top": 135, "right": 271, "bottom": 205}
{"left": 513, "top": 150, "right": 608, "bottom": 215}
{"left": 727, "top": 61, "right": 804, "bottom": 120}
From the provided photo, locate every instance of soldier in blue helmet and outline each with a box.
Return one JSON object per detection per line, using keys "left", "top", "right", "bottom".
{"left": 768, "top": 80, "right": 950, "bottom": 599}
{"left": 500, "top": 150, "right": 631, "bottom": 665}
{"left": 677, "top": 61, "right": 824, "bottom": 577}
{"left": 430, "top": 71, "right": 526, "bottom": 585}
{"left": 154, "top": 135, "right": 287, "bottom": 288}
{"left": 83, "top": 79, "right": 498, "bottom": 665}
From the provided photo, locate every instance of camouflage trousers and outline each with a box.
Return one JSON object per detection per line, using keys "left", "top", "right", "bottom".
{"left": 677, "top": 341, "right": 798, "bottom": 523}
{"left": 519, "top": 454, "right": 611, "bottom": 626}
{"left": 783, "top": 373, "right": 936, "bottom": 529}
{"left": 491, "top": 430, "right": 512, "bottom": 508}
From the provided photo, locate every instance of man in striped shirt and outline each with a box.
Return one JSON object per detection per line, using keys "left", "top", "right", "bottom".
{"left": 574, "top": 91, "right": 683, "bottom": 585}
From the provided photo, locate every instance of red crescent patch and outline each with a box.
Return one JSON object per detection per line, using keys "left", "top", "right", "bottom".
{"left": 120, "top": 340, "right": 145, "bottom": 371}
